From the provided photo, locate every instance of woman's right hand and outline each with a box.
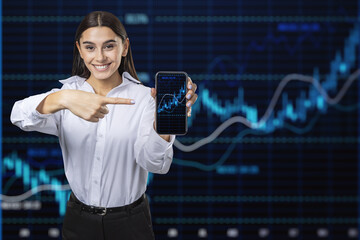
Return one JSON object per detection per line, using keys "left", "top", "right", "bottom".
{"left": 37, "top": 89, "right": 135, "bottom": 122}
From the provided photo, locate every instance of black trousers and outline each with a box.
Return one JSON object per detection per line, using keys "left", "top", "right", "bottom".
{"left": 62, "top": 193, "right": 155, "bottom": 240}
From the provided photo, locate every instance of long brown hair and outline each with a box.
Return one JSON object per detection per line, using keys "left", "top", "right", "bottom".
{"left": 72, "top": 11, "right": 139, "bottom": 81}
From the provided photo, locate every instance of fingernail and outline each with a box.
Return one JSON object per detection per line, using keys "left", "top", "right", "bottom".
{"left": 186, "top": 94, "right": 191, "bottom": 99}
{"left": 187, "top": 102, "right": 192, "bottom": 107}
{"left": 131, "top": 100, "right": 135, "bottom": 104}
{"left": 188, "top": 84, "right": 192, "bottom": 89}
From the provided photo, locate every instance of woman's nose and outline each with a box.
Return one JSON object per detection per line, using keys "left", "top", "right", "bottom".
{"left": 95, "top": 49, "right": 106, "bottom": 62}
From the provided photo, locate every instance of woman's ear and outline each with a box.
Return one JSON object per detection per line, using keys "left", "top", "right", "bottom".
{"left": 76, "top": 41, "right": 83, "bottom": 59}
{"left": 122, "top": 38, "right": 130, "bottom": 57}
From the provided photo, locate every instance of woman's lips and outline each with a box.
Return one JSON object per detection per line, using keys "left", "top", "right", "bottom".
{"left": 93, "top": 63, "right": 111, "bottom": 71}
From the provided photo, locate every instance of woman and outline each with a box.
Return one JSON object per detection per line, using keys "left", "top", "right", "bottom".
{"left": 10, "top": 11, "right": 198, "bottom": 240}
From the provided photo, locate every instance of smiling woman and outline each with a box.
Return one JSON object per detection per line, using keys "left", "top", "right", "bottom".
{"left": 72, "top": 11, "right": 138, "bottom": 83}
{"left": 10, "top": 10, "right": 198, "bottom": 240}
{"left": 75, "top": 26, "right": 129, "bottom": 96}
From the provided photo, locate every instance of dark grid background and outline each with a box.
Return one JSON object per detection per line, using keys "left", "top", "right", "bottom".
{"left": 2, "top": 0, "right": 360, "bottom": 239}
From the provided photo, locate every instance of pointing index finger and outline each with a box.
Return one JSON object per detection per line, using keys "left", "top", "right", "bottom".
{"left": 102, "top": 97, "right": 135, "bottom": 105}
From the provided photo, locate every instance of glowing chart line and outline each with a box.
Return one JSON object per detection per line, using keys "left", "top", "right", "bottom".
{"left": 174, "top": 69, "right": 360, "bottom": 152}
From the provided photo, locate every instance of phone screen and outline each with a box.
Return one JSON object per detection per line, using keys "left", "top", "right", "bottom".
{"left": 155, "top": 71, "right": 188, "bottom": 135}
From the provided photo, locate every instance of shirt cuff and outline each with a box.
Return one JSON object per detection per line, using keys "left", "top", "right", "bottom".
{"left": 33, "top": 110, "right": 54, "bottom": 120}
{"left": 29, "top": 93, "right": 57, "bottom": 121}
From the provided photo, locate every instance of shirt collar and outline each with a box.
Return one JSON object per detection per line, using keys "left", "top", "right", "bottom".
{"left": 122, "top": 71, "right": 141, "bottom": 85}
{"left": 59, "top": 75, "right": 85, "bottom": 85}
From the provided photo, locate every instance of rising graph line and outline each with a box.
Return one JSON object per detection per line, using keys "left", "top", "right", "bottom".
{"left": 173, "top": 111, "right": 320, "bottom": 171}
{"left": 186, "top": 24, "right": 358, "bottom": 127}
{"left": 157, "top": 93, "right": 187, "bottom": 113}
{"left": 173, "top": 100, "right": 360, "bottom": 170}
{"left": 157, "top": 82, "right": 187, "bottom": 113}
{"left": 174, "top": 69, "right": 360, "bottom": 152}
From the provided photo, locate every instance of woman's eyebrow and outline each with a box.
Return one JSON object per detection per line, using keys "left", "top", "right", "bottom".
{"left": 82, "top": 40, "right": 117, "bottom": 45}
{"left": 103, "top": 40, "right": 117, "bottom": 44}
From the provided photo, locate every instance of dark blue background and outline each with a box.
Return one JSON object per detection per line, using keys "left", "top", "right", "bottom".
{"left": 2, "top": 0, "right": 360, "bottom": 239}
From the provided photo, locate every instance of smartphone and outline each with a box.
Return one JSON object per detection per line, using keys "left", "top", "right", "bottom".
{"left": 155, "top": 71, "right": 188, "bottom": 135}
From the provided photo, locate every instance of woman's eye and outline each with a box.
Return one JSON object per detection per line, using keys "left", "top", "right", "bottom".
{"left": 105, "top": 45, "right": 114, "bottom": 49}
{"left": 85, "top": 46, "right": 94, "bottom": 50}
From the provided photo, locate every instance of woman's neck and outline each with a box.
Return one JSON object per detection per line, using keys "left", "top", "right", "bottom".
{"left": 87, "top": 72, "right": 122, "bottom": 96}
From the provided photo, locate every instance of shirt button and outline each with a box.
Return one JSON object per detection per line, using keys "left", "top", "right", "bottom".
{"left": 94, "top": 181, "right": 98, "bottom": 185}
{"left": 96, "top": 156, "right": 100, "bottom": 161}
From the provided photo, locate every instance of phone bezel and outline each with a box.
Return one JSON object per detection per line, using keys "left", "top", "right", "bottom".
{"left": 155, "top": 71, "right": 188, "bottom": 135}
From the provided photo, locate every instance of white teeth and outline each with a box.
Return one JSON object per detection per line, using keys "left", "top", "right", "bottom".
{"left": 94, "top": 64, "right": 110, "bottom": 69}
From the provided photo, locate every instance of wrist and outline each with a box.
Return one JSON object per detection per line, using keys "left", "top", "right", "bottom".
{"left": 160, "top": 134, "right": 171, "bottom": 142}
{"left": 58, "top": 89, "right": 69, "bottom": 110}
{"left": 38, "top": 90, "right": 69, "bottom": 114}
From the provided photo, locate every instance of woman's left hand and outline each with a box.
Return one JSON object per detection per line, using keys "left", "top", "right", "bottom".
{"left": 184, "top": 77, "right": 198, "bottom": 117}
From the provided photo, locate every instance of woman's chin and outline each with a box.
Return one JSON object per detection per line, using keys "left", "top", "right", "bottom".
{"left": 91, "top": 71, "right": 116, "bottom": 81}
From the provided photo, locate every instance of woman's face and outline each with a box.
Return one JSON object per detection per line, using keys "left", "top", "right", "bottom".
{"left": 76, "top": 26, "right": 128, "bottom": 81}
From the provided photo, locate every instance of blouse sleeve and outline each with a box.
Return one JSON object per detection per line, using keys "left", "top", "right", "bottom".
{"left": 10, "top": 89, "right": 61, "bottom": 137}
{"left": 134, "top": 94, "right": 175, "bottom": 174}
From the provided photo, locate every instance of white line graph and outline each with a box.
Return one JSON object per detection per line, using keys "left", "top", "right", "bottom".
{"left": 0, "top": 184, "right": 71, "bottom": 203}
{"left": 174, "top": 69, "right": 360, "bottom": 152}
{"left": 157, "top": 93, "right": 187, "bottom": 113}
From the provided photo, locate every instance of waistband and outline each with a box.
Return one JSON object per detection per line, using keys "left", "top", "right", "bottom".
{"left": 69, "top": 192, "right": 145, "bottom": 216}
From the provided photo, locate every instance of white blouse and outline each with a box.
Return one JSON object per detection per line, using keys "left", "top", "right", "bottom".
{"left": 10, "top": 72, "right": 175, "bottom": 208}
